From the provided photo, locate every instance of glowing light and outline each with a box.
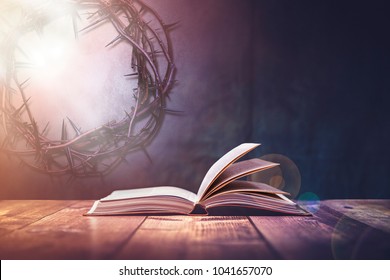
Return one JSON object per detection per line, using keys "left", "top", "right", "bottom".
{"left": 330, "top": 215, "right": 368, "bottom": 259}
{"left": 26, "top": 33, "right": 72, "bottom": 76}
{"left": 297, "top": 192, "right": 320, "bottom": 213}
{"left": 0, "top": 0, "right": 175, "bottom": 176}
{"left": 249, "top": 153, "right": 301, "bottom": 198}
{"left": 30, "top": 41, "right": 67, "bottom": 69}
{"left": 4, "top": 1, "right": 138, "bottom": 139}
{"left": 269, "top": 175, "right": 284, "bottom": 188}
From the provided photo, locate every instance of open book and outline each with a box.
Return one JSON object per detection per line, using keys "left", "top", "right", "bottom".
{"left": 87, "top": 143, "right": 309, "bottom": 215}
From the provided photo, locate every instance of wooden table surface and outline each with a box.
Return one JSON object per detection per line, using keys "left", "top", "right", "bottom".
{"left": 0, "top": 200, "right": 389, "bottom": 260}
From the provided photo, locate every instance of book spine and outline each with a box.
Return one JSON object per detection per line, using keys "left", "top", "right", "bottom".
{"left": 190, "top": 203, "right": 208, "bottom": 215}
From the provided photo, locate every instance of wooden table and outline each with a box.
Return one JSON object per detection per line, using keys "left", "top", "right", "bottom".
{"left": 0, "top": 200, "right": 389, "bottom": 259}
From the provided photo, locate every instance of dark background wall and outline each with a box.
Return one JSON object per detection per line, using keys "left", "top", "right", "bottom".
{"left": 0, "top": 0, "right": 389, "bottom": 199}
{"left": 252, "top": 0, "right": 390, "bottom": 199}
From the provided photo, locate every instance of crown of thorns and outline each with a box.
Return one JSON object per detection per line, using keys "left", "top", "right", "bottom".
{"left": 0, "top": 0, "right": 175, "bottom": 177}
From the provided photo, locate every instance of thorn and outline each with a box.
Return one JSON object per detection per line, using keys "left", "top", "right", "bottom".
{"left": 164, "top": 108, "right": 184, "bottom": 115}
{"left": 163, "top": 21, "right": 180, "bottom": 30}
{"left": 124, "top": 72, "right": 138, "bottom": 77}
{"left": 124, "top": 110, "right": 132, "bottom": 119}
{"left": 31, "top": 118, "right": 41, "bottom": 154}
{"left": 61, "top": 119, "right": 67, "bottom": 141}
{"left": 78, "top": 15, "right": 108, "bottom": 33}
{"left": 72, "top": 11, "right": 79, "bottom": 40}
{"left": 141, "top": 146, "right": 153, "bottom": 164}
{"left": 20, "top": 77, "right": 31, "bottom": 88}
{"left": 67, "top": 117, "right": 81, "bottom": 136}
{"left": 65, "top": 148, "right": 74, "bottom": 171}
{"left": 85, "top": 10, "right": 99, "bottom": 20}
{"left": 96, "top": 8, "right": 108, "bottom": 17}
{"left": 105, "top": 34, "right": 122, "bottom": 47}
{"left": 13, "top": 96, "right": 31, "bottom": 115}
{"left": 41, "top": 122, "right": 50, "bottom": 135}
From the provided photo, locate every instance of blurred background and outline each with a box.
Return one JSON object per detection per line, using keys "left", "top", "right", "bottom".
{"left": 0, "top": 0, "right": 389, "bottom": 200}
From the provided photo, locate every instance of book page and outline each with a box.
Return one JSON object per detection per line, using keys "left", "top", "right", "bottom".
{"left": 202, "top": 192, "right": 308, "bottom": 215}
{"left": 201, "top": 158, "right": 279, "bottom": 200}
{"left": 101, "top": 186, "right": 198, "bottom": 203}
{"left": 196, "top": 143, "right": 260, "bottom": 200}
{"left": 211, "top": 180, "right": 290, "bottom": 196}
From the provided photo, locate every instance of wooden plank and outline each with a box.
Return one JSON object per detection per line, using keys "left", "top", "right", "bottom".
{"left": 310, "top": 200, "right": 390, "bottom": 259}
{"left": 0, "top": 201, "right": 146, "bottom": 259}
{"left": 321, "top": 200, "right": 390, "bottom": 233}
{"left": 0, "top": 200, "right": 77, "bottom": 237}
{"left": 116, "top": 216, "right": 276, "bottom": 259}
{"left": 251, "top": 200, "right": 390, "bottom": 259}
{"left": 258, "top": 201, "right": 390, "bottom": 259}
{"left": 1, "top": 199, "right": 388, "bottom": 259}
{"left": 250, "top": 215, "right": 334, "bottom": 259}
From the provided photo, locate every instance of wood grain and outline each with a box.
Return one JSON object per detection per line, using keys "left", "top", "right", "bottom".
{"left": 0, "top": 200, "right": 388, "bottom": 259}
{"left": 322, "top": 200, "right": 390, "bottom": 233}
{"left": 249, "top": 215, "right": 334, "bottom": 259}
{"left": 311, "top": 200, "right": 390, "bottom": 259}
{"left": 115, "top": 216, "right": 276, "bottom": 259}
{"left": 0, "top": 200, "right": 76, "bottom": 237}
{"left": 0, "top": 201, "right": 145, "bottom": 259}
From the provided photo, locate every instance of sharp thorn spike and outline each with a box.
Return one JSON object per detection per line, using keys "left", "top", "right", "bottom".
{"left": 105, "top": 34, "right": 122, "bottom": 47}
{"left": 67, "top": 117, "right": 81, "bottom": 136}
{"left": 124, "top": 72, "right": 138, "bottom": 77}
{"left": 13, "top": 96, "right": 31, "bottom": 115}
{"left": 61, "top": 119, "right": 67, "bottom": 141}
{"left": 42, "top": 122, "right": 50, "bottom": 135}
{"left": 163, "top": 21, "right": 180, "bottom": 30}
{"left": 78, "top": 15, "right": 108, "bottom": 33}
{"left": 124, "top": 110, "right": 132, "bottom": 119}
{"left": 141, "top": 146, "right": 153, "bottom": 164}
{"left": 65, "top": 148, "right": 74, "bottom": 170}
{"left": 72, "top": 13, "right": 79, "bottom": 40}
{"left": 20, "top": 77, "right": 31, "bottom": 88}
{"left": 164, "top": 108, "right": 184, "bottom": 115}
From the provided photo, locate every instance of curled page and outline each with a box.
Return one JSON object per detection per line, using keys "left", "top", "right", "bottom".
{"left": 196, "top": 143, "right": 260, "bottom": 201}
{"left": 202, "top": 158, "right": 279, "bottom": 199}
